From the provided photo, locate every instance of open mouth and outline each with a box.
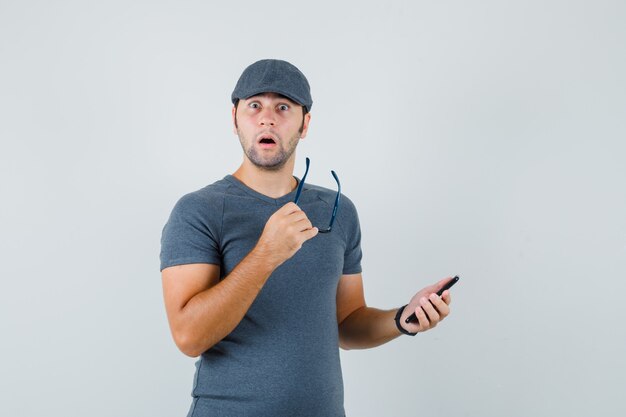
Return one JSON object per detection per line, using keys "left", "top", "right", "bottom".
{"left": 257, "top": 133, "right": 278, "bottom": 147}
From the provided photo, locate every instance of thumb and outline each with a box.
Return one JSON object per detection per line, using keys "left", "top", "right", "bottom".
{"left": 427, "top": 277, "right": 452, "bottom": 294}
{"left": 303, "top": 226, "right": 319, "bottom": 241}
{"left": 438, "top": 276, "right": 453, "bottom": 287}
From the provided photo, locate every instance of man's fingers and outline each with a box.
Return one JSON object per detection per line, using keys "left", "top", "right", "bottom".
{"left": 441, "top": 290, "right": 452, "bottom": 305}
{"left": 278, "top": 202, "right": 302, "bottom": 215}
{"left": 287, "top": 210, "right": 309, "bottom": 224}
{"left": 294, "top": 218, "right": 314, "bottom": 232}
{"left": 429, "top": 293, "right": 450, "bottom": 318}
{"left": 404, "top": 280, "right": 454, "bottom": 334}
{"left": 414, "top": 302, "right": 430, "bottom": 331}
{"left": 420, "top": 297, "right": 440, "bottom": 326}
{"left": 302, "top": 226, "right": 319, "bottom": 241}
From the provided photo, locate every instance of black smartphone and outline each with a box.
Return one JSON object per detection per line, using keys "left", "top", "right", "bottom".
{"left": 405, "top": 275, "right": 460, "bottom": 324}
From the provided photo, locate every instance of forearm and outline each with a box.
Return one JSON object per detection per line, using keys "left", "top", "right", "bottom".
{"left": 174, "top": 246, "right": 277, "bottom": 357}
{"left": 338, "top": 306, "right": 402, "bottom": 350}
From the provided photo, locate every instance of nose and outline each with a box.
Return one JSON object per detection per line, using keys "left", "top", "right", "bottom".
{"left": 258, "top": 107, "right": 276, "bottom": 127}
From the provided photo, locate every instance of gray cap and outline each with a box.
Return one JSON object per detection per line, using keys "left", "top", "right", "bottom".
{"left": 231, "top": 59, "right": 313, "bottom": 112}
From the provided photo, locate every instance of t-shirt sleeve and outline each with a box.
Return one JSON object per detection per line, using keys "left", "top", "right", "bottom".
{"left": 340, "top": 196, "right": 363, "bottom": 275}
{"left": 159, "top": 192, "right": 222, "bottom": 272}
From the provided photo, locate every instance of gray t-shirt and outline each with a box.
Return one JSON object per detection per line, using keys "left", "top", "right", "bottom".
{"left": 160, "top": 175, "right": 362, "bottom": 417}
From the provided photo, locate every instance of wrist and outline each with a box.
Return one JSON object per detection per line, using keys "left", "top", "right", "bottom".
{"left": 394, "top": 305, "right": 417, "bottom": 336}
{"left": 251, "top": 241, "right": 283, "bottom": 271}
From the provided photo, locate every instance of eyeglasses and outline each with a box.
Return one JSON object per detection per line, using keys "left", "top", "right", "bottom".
{"left": 293, "top": 157, "right": 341, "bottom": 233}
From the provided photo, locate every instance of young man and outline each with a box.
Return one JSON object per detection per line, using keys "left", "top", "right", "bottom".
{"left": 160, "top": 59, "right": 454, "bottom": 417}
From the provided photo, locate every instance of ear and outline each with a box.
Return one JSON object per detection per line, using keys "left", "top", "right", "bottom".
{"left": 231, "top": 106, "right": 238, "bottom": 135}
{"left": 299, "top": 112, "right": 312, "bottom": 139}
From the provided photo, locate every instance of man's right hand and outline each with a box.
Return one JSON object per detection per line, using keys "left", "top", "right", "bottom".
{"left": 163, "top": 202, "right": 318, "bottom": 356}
{"left": 255, "top": 202, "right": 319, "bottom": 268}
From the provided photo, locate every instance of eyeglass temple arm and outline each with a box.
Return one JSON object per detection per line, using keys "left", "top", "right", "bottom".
{"left": 327, "top": 170, "right": 341, "bottom": 230}
{"left": 294, "top": 157, "right": 310, "bottom": 205}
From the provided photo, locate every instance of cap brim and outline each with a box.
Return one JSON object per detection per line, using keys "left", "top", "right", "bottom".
{"left": 236, "top": 88, "right": 309, "bottom": 111}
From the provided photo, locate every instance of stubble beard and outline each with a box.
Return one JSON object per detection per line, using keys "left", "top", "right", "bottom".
{"left": 238, "top": 129, "right": 300, "bottom": 171}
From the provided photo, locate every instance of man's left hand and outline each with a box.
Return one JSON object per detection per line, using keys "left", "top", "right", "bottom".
{"left": 400, "top": 277, "right": 453, "bottom": 334}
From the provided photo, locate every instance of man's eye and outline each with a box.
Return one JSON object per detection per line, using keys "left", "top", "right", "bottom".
{"left": 249, "top": 102, "right": 260, "bottom": 109}
{"left": 278, "top": 104, "right": 289, "bottom": 111}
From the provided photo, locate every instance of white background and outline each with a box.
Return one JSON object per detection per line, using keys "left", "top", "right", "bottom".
{"left": 1, "top": 1, "right": 625, "bottom": 416}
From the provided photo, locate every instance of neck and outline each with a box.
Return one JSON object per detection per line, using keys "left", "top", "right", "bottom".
{"left": 232, "top": 156, "right": 298, "bottom": 199}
